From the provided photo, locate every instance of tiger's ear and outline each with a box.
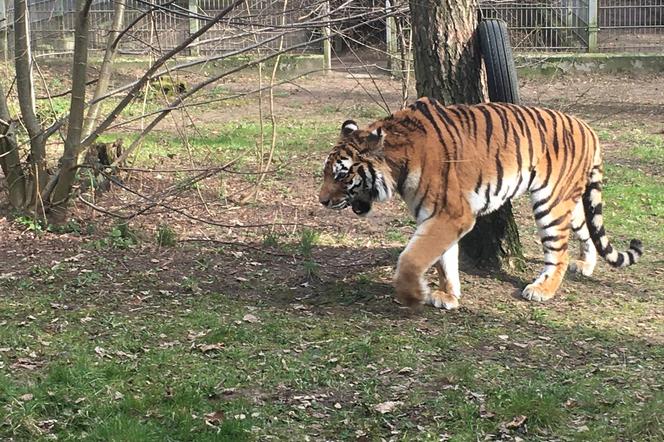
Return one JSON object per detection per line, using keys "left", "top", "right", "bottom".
{"left": 341, "top": 120, "right": 358, "bottom": 137}
{"left": 364, "top": 127, "right": 385, "bottom": 152}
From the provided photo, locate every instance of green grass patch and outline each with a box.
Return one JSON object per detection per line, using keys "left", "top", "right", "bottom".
{"left": 2, "top": 284, "right": 662, "bottom": 440}
{"left": 614, "top": 128, "right": 664, "bottom": 167}
{"left": 602, "top": 164, "right": 664, "bottom": 245}
{"left": 100, "top": 120, "right": 338, "bottom": 167}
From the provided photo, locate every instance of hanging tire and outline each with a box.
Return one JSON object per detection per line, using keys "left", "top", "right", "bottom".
{"left": 478, "top": 19, "right": 520, "bottom": 104}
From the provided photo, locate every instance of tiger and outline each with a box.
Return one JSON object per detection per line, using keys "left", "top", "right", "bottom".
{"left": 318, "top": 97, "right": 643, "bottom": 309}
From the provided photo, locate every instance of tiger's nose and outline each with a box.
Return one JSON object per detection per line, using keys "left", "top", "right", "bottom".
{"left": 319, "top": 196, "right": 330, "bottom": 206}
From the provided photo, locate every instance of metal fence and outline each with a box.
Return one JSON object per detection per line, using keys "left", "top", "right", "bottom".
{"left": 598, "top": 0, "right": 664, "bottom": 51}
{"left": 481, "top": 0, "right": 664, "bottom": 52}
{"left": 480, "top": 1, "right": 592, "bottom": 51}
{"left": 0, "top": 0, "right": 314, "bottom": 56}
{"left": 0, "top": 0, "right": 663, "bottom": 56}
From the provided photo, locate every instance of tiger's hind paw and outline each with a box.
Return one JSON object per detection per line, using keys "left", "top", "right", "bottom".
{"left": 427, "top": 290, "right": 459, "bottom": 310}
{"left": 569, "top": 259, "right": 595, "bottom": 277}
{"left": 521, "top": 283, "right": 556, "bottom": 302}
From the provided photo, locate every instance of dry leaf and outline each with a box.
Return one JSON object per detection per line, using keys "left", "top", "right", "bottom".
{"left": 0, "top": 272, "right": 16, "bottom": 280}
{"left": 187, "top": 330, "right": 210, "bottom": 341}
{"left": 19, "top": 393, "right": 34, "bottom": 402}
{"left": 242, "top": 314, "right": 260, "bottom": 323}
{"left": 398, "top": 367, "right": 414, "bottom": 375}
{"left": 115, "top": 350, "right": 138, "bottom": 360}
{"left": 504, "top": 414, "right": 527, "bottom": 429}
{"left": 37, "top": 419, "right": 57, "bottom": 433}
{"left": 204, "top": 411, "right": 225, "bottom": 426}
{"left": 11, "top": 358, "right": 42, "bottom": 370}
{"left": 479, "top": 403, "right": 495, "bottom": 419}
{"left": 197, "top": 342, "right": 225, "bottom": 353}
{"left": 373, "top": 401, "right": 402, "bottom": 414}
{"left": 564, "top": 398, "right": 578, "bottom": 408}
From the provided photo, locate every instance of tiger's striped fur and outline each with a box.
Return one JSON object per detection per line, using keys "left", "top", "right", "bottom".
{"left": 318, "top": 98, "right": 643, "bottom": 308}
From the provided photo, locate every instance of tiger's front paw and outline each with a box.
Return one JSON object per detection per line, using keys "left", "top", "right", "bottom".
{"left": 394, "top": 276, "right": 427, "bottom": 308}
{"left": 521, "top": 283, "right": 556, "bottom": 302}
{"left": 427, "top": 290, "right": 459, "bottom": 310}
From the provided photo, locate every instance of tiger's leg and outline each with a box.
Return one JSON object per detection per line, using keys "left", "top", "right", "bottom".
{"left": 395, "top": 215, "right": 473, "bottom": 308}
{"left": 568, "top": 201, "right": 597, "bottom": 276}
{"left": 429, "top": 244, "right": 461, "bottom": 310}
{"left": 522, "top": 203, "right": 573, "bottom": 302}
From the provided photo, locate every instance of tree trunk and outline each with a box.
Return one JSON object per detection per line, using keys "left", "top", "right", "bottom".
{"left": 409, "top": 0, "right": 522, "bottom": 267}
{"left": 48, "top": 0, "right": 92, "bottom": 222}
{"left": 0, "top": 81, "right": 28, "bottom": 208}
{"left": 14, "top": 0, "right": 47, "bottom": 206}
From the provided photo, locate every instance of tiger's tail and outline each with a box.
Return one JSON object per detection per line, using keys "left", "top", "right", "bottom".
{"left": 582, "top": 165, "right": 643, "bottom": 267}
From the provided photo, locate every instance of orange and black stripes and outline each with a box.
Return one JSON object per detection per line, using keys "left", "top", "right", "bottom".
{"left": 318, "top": 97, "right": 643, "bottom": 305}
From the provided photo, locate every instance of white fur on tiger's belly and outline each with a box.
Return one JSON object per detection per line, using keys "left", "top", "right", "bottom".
{"left": 467, "top": 175, "right": 524, "bottom": 216}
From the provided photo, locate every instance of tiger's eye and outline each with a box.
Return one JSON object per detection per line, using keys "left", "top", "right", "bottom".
{"left": 334, "top": 171, "right": 348, "bottom": 181}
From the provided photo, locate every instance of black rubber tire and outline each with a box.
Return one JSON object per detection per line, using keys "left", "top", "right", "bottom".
{"left": 478, "top": 19, "right": 521, "bottom": 104}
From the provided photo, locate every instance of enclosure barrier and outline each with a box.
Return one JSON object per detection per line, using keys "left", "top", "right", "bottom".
{"left": 0, "top": 0, "right": 662, "bottom": 58}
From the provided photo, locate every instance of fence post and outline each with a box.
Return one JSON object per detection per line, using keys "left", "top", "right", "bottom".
{"left": 189, "top": 0, "right": 200, "bottom": 56}
{"left": 322, "top": 0, "right": 331, "bottom": 73}
{"left": 0, "top": 0, "right": 7, "bottom": 64}
{"left": 588, "top": 0, "right": 598, "bottom": 52}
{"left": 386, "top": 0, "right": 399, "bottom": 77}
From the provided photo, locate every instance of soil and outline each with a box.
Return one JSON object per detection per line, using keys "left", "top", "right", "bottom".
{"left": 1, "top": 68, "right": 663, "bottom": 341}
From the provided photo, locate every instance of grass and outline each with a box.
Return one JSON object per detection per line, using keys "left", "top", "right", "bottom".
{"left": 617, "top": 128, "right": 664, "bottom": 168}
{"left": 1, "top": 75, "right": 663, "bottom": 441}
{"left": 1, "top": 283, "right": 663, "bottom": 441}
{"left": 99, "top": 120, "right": 339, "bottom": 171}
{"left": 156, "top": 224, "right": 178, "bottom": 247}
{"left": 602, "top": 164, "right": 664, "bottom": 246}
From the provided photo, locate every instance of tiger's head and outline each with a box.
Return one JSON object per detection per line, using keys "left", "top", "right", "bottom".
{"left": 318, "top": 119, "right": 393, "bottom": 216}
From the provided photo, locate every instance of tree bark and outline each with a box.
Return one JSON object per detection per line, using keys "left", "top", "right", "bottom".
{"left": 14, "top": 0, "right": 47, "bottom": 202}
{"left": 0, "top": 81, "right": 28, "bottom": 208}
{"left": 409, "top": 0, "right": 522, "bottom": 267}
{"left": 48, "top": 0, "right": 93, "bottom": 220}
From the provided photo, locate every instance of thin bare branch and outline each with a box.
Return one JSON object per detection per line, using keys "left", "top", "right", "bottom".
{"left": 81, "top": 0, "right": 246, "bottom": 149}
{"left": 83, "top": 0, "right": 126, "bottom": 138}
{"left": 110, "top": 9, "right": 400, "bottom": 166}
{"left": 243, "top": 0, "right": 288, "bottom": 202}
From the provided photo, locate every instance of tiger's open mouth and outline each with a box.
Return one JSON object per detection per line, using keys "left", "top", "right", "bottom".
{"left": 351, "top": 199, "right": 372, "bottom": 215}
{"left": 329, "top": 200, "right": 350, "bottom": 210}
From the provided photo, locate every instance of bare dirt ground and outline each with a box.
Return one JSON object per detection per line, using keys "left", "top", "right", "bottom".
{"left": 1, "top": 69, "right": 663, "bottom": 332}
{"left": 2, "top": 66, "right": 664, "bottom": 440}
